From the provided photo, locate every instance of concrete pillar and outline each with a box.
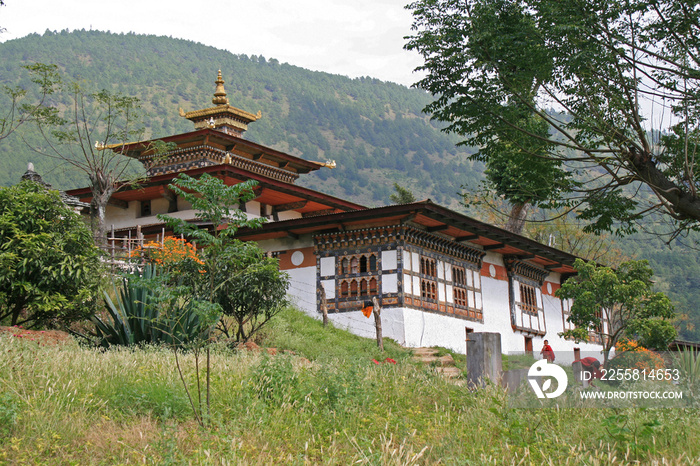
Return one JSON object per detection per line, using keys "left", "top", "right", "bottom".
{"left": 572, "top": 360, "right": 589, "bottom": 388}
{"left": 466, "top": 332, "right": 502, "bottom": 388}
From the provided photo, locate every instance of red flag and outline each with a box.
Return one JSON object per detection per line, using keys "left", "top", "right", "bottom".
{"left": 361, "top": 301, "right": 373, "bottom": 318}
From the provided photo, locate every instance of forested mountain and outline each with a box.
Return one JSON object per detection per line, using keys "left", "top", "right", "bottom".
{"left": 0, "top": 29, "right": 481, "bottom": 207}
{"left": 0, "top": 30, "right": 697, "bottom": 341}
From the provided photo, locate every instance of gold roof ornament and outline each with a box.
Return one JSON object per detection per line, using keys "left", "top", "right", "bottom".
{"left": 179, "top": 71, "right": 261, "bottom": 137}
{"left": 212, "top": 70, "right": 229, "bottom": 106}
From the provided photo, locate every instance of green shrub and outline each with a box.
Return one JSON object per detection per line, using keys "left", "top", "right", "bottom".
{"left": 91, "top": 265, "right": 212, "bottom": 348}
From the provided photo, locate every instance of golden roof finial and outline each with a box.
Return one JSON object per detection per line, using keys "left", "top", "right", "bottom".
{"left": 212, "top": 70, "right": 229, "bottom": 106}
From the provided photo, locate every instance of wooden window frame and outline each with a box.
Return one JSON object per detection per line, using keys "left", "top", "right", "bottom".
{"left": 518, "top": 283, "right": 539, "bottom": 316}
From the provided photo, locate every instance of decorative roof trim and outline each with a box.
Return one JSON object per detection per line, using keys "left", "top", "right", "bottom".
{"left": 506, "top": 257, "right": 549, "bottom": 285}
{"left": 139, "top": 145, "right": 299, "bottom": 183}
{"left": 181, "top": 105, "right": 259, "bottom": 123}
{"left": 403, "top": 226, "right": 485, "bottom": 266}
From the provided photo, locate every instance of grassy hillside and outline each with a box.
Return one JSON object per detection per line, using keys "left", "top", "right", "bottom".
{"left": 1, "top": 307, "right": 698, "bottom": 464}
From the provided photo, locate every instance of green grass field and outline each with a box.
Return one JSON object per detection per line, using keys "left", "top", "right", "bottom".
{"left": 1, "top": 308, "right": 699, "bottom": 464}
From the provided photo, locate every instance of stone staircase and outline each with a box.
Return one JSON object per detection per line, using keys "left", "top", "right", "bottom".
{"left": 412, "top": 347, "right": 462, "bottom": 379}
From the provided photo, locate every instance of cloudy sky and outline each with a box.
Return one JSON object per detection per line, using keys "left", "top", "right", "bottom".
{"left": 0, "top": 0, "right": 425, "bottom": 87}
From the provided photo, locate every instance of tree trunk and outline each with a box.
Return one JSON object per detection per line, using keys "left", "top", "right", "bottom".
{"left": 320, "top": 285, "right": 328, "bottom": 327}
{"left": 91, "top": 188, "right": 114, "bottom": 247}
{"left": 504, "top": 202, "right": 530, "bottom": 235}
{"left": 372, "top": 297, "right": 383, "bottom": 351}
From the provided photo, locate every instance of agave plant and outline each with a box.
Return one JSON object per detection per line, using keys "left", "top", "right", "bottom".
{"left": 92, "top": 265, "right": 211, "bottom": 348}
{"left": 677, "top": 348, "right": 700, "bottom": 386}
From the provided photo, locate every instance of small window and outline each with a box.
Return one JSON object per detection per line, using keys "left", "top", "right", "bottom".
{"left": 350, "top": 280, "right": 358, "bottom": 296}
{"left": 421, "top": 257, "right": 436, "bottom": 277}
{"left": 369, "top": 255, "right": 377, "bottom": 272}
{"left": 519, "top": 283, "right": 538, "bottom": 316}
{"left": 360, "top": 256, "right": 368, "bottom": 273}
{"left": 421, "top": 278, "right": 437, "bottom": 300}
{"left": 140, "top": 200, "right": 152, "bottom": 217}
{"left": 360, "top": 279, "right": 368, "bottom": 295}
{"left": 453, "top": 266, "right": 466, "bottom": 286}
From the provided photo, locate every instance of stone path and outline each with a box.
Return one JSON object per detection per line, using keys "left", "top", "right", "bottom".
{"left": 412, "top": 347, "right": 462, "bottom": 379}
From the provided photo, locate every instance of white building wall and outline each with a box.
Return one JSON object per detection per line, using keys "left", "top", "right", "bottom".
{"left": 402, "top": 307, "right": 490, "bottom": 352}
{"left": 105, "top": 199, "right": 265, "bottom": 232}
{"left": 285, "top": 266, "right": 317, "bottom": 314}
{"left": 328, "top": 308, "right": 406, "bottom": 344}
{"left": 256, "top": 235, "right": 602, "bottom": 360}
{"left": 479, "top": 272, "right": 516, "bottom": 353}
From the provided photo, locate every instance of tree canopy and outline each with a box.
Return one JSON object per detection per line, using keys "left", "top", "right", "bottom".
{"left": 406, "top": 0, "right": 700, "bottom": 238}
{"left": 0, "top": 180, "right": 103, "bottom": 328}
{"left": 31, "top": 79, "right": 147, "bottom": 242}
{"left": 159, "top": 173, "right": 289, "bottom": 343}
{"left": 557, "top": 259, "right": 676, "bottom": 364}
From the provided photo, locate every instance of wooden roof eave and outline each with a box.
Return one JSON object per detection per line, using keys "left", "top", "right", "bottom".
{"left": 236, "top": 201, "right": 581, "bottom": 273}
{"left": 112, "top": 129, "right": 327, "bottom": 174}
{"left": 65, "top": 164, "right": 365, "bottom": 214}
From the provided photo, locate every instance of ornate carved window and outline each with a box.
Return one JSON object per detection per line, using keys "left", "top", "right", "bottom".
{"left": 369, "top": 277, "right": 377, "bottom": 294}
{"left": 518, "top": 283, "right": 539, "bottom": 316}
{"left": 454, "top": 287, "right": 468, "bottom": 307}
{"left": 452, "top": 265, "right": 483, "bottom": 320}
{"left": 419, "top": 255, "right": 437, "bottom": 301}
{"left": 335, "top": 251, "right": 381, "bottom": 307}
{"left": 421, "top": 279, "right": 437, "bottom": 300}
{"left": 421, "top": 257, "right": 436, "bottom": 277}
{"left": 350, "top": 257, "right": 359, "bottom": 274}
{"left": 453, "top": 266, "right": 466, "bottom": 286}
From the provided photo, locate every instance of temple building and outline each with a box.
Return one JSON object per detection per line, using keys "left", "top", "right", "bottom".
{"left": 67, "top": 71, "right": 604, "bottom": 357}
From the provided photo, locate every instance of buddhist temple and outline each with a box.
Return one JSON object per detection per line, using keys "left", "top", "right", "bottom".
{"left": 66, "top": 71, "right": 604, "bottom": 357}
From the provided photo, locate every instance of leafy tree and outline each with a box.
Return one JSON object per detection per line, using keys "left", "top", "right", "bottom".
{"left": 210, "top": 241, "right": 289, "bottom": 342}
{"left": 0, "top": 180, "right": 103, "bottom": 328}
{"left": 159, "top": 173, "right": 289, "bottom": 343}
{"left": 31, "top": 79, "right": 146, "bottom": 243}
{"left": 1, "top": 63, "right": 60, "bottom": 142}
{"left": 557, "top": 259, "right": 676, "bottom": 364}
{"left": 406, "top": 0, "right": 700, "bottom": 238}
{"left": 389, "top": 182, "right": 417, "bottom": 204}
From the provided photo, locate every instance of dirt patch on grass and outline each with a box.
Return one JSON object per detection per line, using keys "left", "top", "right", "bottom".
{"left": 0, "top": 326, "right": 72, "bottom": 345}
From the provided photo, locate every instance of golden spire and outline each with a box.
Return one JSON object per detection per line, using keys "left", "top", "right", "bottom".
{"left": 212, "top": 70, "right": 229, "bottom": 106}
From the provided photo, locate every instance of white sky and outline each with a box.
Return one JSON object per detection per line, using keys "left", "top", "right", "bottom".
{"left": 0, "top": 0, "right": 425, "bottom": 87}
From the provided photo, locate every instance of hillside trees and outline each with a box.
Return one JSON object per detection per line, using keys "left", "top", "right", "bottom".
{"left": 0, "top": 180, "right": 103, "bottom": 328}
{"left": 406, "top": 0, "right": 700, "bottom": 238}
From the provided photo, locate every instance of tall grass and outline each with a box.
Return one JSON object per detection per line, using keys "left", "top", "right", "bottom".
{"left": 1, "top": 308, "right": 699, "bottom": 464}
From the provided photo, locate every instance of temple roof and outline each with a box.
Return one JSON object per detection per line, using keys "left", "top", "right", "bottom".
{"left": 66, "top": 163, "right": 363, "bottom": 219}
{"left": 114, "top": 128, "right": 331, "bottom": 180}
{"left": 234, "top": 200, "right": 581, "bottom": 276}
{"left": 102, "top": 70, "right": 335, "bottom": 181}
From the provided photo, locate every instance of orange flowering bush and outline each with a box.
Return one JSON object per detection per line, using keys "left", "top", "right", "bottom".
{"left": 130, "top": 237, "right": 203, "bottom": 267}
{"left": 607, "top": 338, "right": 665, "bottom": 376}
